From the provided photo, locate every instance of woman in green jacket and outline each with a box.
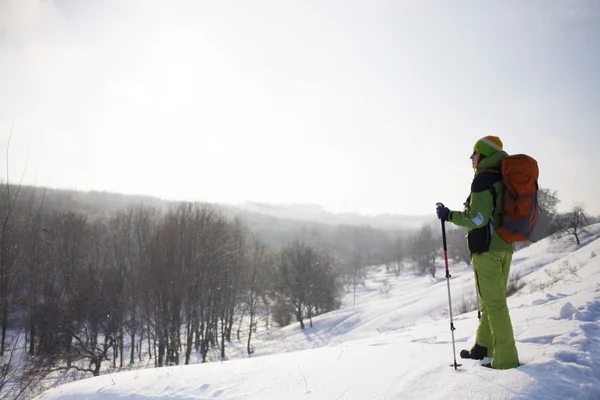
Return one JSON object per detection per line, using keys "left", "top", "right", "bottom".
{"left": 436, "top": 136, "right": 520, "bottom": 370}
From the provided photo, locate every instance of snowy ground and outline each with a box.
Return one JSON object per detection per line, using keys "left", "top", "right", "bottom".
{"left": 34, "top": 224, "right": 600, "bottom": 399}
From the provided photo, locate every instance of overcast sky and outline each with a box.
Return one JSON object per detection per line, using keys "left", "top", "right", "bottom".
{"left": 1, "top": 0, "right": 599, "bottom": 216}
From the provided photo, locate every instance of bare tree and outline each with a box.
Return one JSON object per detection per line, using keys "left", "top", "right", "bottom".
{"left": 0, "top": 182, "right": 24, "bottom": 355}
{"left": 535, "top": 188, "right": 561, "bottom": 240}
{"left": 20, "top": 213, "right": 117, "bottom": 379}
{"left": 342, "top": 249, "right": 367, "bottom": 306}
{"left": 447, "top": 227, "right": 470, "bottom": 266}
{"left": 555, "top": 204, "right": 589, "bottom": 246}
{"left": 146, "top": 206, "right": 187, "bottom": 367}
{"left": 538, "top": 188, "right": 560, "bottom": 216}
{"left": 244, "top": 236, "right": 275, "bottom": 354}
{"left": 108, "top": 205, "right": 156, "bottom": 365}
{"left": 384, "top": 237, "right": 405, "bottom": 277}
{"left": 276, "top": 241, "right": 341, "bottom": 329}
{"left": 305, "top": 252, "right": 341, "bottom": 327}
{"left": 277, "top": 241, "right": 312, "bottom": 329}
{"left": 408, "top": 225, "right": 438, "bottom": 278}
{"left": 217, "top": 217, "right": 248, "bottom": 359}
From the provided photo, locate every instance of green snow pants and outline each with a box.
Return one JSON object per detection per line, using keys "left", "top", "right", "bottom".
{"left": 473, "top": 251, "right": 519, "bottom": 369}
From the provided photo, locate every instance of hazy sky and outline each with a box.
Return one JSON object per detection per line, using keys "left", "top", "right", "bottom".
{"left": 1, "top": 0, "right": 599, "bottom": 216}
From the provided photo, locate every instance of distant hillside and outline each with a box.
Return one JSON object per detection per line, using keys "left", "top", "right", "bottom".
{"left": 7, "top": 185, "right": 429, "bottom": 228}
{"left": 232, "top": 202, "right": 432, "bottom": 231}
{"left": 7, "top": 185, "right": 169, "bottom": 219}
{"left": 4, "top": 185, "right": 427, "bottom": 250}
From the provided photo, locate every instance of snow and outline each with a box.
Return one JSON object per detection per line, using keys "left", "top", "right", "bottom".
{"left": 34, "top": 224, "right": 600, "bottom": 400}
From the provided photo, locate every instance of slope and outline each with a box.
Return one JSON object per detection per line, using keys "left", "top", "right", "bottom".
{"left": 35, "top": 224, "right": 600, "bottom": 399}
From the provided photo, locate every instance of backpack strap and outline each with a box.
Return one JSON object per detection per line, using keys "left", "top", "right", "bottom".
{"left": 471, "top": 170, "right": 502, "bottom": 212}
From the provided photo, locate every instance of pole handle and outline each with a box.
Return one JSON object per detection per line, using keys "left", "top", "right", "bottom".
{"left": 437, "top": 203, "right": 448, "bottom": 251}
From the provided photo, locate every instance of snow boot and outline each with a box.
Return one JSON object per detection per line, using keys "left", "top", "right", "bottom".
{"left": 460, "top": 344, "right": 488, "bottom": 360}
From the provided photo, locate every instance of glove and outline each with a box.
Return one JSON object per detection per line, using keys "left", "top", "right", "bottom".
{"left": 436, "top": 204, "right": 450, "bottom": 221}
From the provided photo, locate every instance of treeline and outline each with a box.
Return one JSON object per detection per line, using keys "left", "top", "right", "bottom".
{"left": 0, "top": 186, "right": 351, "bottom": 398}
{"left": 0, "top": 184, "right": 425, "bottom": 397}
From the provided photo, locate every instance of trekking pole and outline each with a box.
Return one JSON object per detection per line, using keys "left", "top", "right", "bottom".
{"left": 474, "top": 274, "right": 481, "bottom": 320}
{"left": 436, "top": 203, "right": 462, "bottom": 370}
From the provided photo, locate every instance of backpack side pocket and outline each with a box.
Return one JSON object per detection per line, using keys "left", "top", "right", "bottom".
{"left": 468, "top": 224, "right": 492, "bottom": 254}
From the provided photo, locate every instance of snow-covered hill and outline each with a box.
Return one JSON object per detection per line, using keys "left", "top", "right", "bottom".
{"left": 35, "top": 224, "right": 600, "bottom": 399}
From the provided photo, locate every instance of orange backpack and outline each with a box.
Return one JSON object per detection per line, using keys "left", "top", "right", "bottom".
{"left": 490, "top": 154, "right": 540, "bottom": 243}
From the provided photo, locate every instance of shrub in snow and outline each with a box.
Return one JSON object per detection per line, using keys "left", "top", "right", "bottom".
{"left": 506, "top": 271, "right": 526, "bottom": 297}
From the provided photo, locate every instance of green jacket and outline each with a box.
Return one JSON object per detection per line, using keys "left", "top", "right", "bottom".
{"left": 449, "top": 151, "right": 514, "bottom": 255}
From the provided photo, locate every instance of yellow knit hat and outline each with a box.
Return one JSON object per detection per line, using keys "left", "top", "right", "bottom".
{"left": 473, "top": 135, "right": 503, "bottom": 157}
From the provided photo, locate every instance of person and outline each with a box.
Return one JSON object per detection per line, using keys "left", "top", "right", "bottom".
{"left": 436, "top": 135, "right": 519, "bottom": 370}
